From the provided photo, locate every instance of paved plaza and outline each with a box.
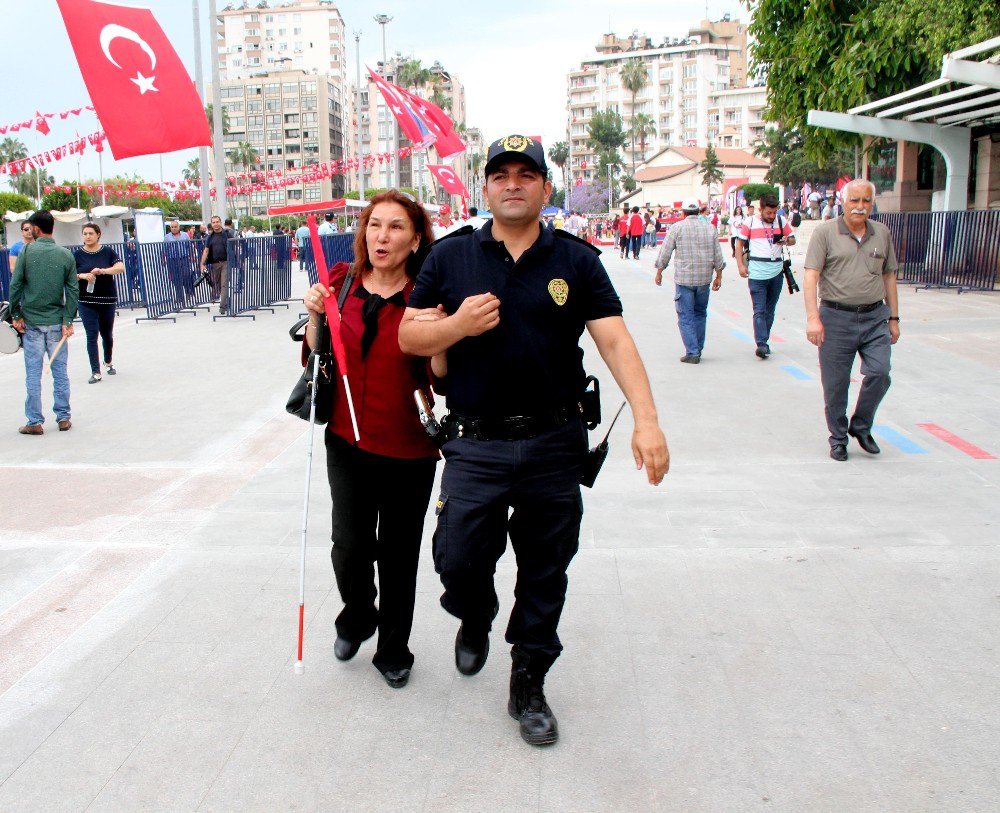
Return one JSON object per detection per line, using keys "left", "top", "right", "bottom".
{"left": 1, "top": 238, "right": 999, "bottom": 812}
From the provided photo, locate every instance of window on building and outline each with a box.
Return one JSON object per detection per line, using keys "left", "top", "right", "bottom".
{"left": 285, "top": 128, "right": 300, "bottom": 139}
{"left": 264, "top": 83, "right": 279, "bottom": 95}
{"left": 247, "top": 85, "right": 262, "bottom": 96}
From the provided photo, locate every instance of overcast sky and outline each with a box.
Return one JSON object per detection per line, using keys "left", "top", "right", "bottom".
{"left": 1, "top": 0, "right": 743, "bottom": 190}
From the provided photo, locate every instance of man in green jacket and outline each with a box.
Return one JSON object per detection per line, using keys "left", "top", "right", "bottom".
{"left": 9, "top": 210, "right": 78, "bottom": 434}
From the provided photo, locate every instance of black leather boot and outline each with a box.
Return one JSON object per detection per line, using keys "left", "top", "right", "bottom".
{"left": 508, "top": 652, "right": 558, "bottom": 746}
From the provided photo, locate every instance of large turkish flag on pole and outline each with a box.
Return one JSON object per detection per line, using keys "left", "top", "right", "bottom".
{"left": 56, "top": 0, "right": 211, "bottom": 159}
{"left": 427, "top": 164, "right": 469, "bottom": 198}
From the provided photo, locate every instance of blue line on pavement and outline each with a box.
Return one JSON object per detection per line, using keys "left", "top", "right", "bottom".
{"left": 730, "top": 328, "right": 754, "bottom": 344}
{"left": 780, "top": 365, "right": 813, "bottom": 381}
{"left": 873, "top": 425, "right": 928, "bottom": 455}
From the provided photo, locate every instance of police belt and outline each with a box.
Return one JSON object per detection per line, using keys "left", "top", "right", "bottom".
{"left": 441, "top": 405, "right": 581, "bottom": 441}
{"left": 821, "top": 299, "right": 884, "bottom": 313}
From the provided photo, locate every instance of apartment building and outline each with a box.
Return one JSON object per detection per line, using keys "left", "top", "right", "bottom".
{"left": 708, "top": 85, "right": 767, "bottom": 150}
{"left": 566, "top": 16, "right": 749, "bottom": 185}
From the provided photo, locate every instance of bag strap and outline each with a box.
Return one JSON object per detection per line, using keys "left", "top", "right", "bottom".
{"left": 337, "top": 267, "right": 354, "bottom": 311}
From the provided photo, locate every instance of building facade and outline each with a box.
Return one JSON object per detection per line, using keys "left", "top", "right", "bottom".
{"left": 566, "top": 16, "right": 749, "bottom": 185}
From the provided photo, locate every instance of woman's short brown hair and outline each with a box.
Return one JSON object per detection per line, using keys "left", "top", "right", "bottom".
{"left": 82, "top": 222, "right": 102, "bottom": 237}
{"left": 352, "top": 190, "right": 435, "bottom": 277}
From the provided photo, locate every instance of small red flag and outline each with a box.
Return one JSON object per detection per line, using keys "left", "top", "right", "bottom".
{"left": 56, "top": 0, "right": 210, "bottom": 159}
{"left": 427, "top": 164, "right": 469, "bottom": 197}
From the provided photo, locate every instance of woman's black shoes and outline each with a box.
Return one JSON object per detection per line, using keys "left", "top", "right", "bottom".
{"left": 381, "top": 668, "right": 410, "bottom": 689}
{"left": 333, "top": 636, "right": 361, "bottom": 661}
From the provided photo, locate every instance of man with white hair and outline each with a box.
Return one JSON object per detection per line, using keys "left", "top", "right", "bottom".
{"left": 803, "top": 179, "right": 900, "bottom": 461}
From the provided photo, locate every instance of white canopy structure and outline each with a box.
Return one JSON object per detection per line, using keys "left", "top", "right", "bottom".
{"left": 808, "top": 37, "right": 1000, "bottom": 211}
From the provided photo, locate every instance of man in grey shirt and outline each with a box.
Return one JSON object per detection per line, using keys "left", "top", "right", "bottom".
{"left": 654, "top": 198, "right": 726, "bottom": 364}
{"left": 804, "top": 179, "right": 900, "bottom": 461}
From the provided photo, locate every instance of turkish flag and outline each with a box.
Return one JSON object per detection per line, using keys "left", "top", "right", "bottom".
{"left": 427, "top": 164, "right": 468, "bottom": 197}
{"left": 56, "top": 0, "right": 210, "bottom": 159}
{"left": 368, "top": 69, "right": 434, "bottom": 150}
{"left": 396, "top": 86, "right": 466, "bottom": 160}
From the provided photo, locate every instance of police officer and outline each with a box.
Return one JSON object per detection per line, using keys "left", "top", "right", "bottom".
{"left": 399, "top": 134, "right": 669, "bottom": 746}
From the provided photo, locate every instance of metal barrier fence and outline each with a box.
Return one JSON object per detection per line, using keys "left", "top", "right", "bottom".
{"left": 873, "top": 210, "right": 1000, "bottom": 292}
{"left": 303, "top": 233, "right": 355, "bottom": 286}
{"left": 214, "top": 235, "right": 294, "bottom": 321}
{"left": 0, "top": 249, "right": 9, "bottom": 301}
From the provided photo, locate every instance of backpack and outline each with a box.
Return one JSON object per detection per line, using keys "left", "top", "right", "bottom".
{"left": 791, "top": 211, "right": 802, "bottom": 228}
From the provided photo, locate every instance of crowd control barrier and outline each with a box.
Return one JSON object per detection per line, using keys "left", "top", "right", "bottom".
{"left": 304, "top": 233, "right": 355, "bottom": 286}
{"left": 873, "top": 210, "right": 1000, "bottom": 293}
{"left": 0, "top": 249, "right": 9, "bottom": 301}
{"left": 213, "top": 234, "right": 294, "bottom": 321}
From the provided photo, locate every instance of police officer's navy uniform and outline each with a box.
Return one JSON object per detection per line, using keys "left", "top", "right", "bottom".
{"left": 409, "top": 220, "right": 622, "bottom": 734}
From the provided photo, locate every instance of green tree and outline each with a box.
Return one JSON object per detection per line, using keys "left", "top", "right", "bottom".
{"left": 182, "top": 158, "right": 201, "bottom": 183}
{"left": 228, "top": 141, "right": 260, "bottom": 215}
{"left": 698, "top": 144, "right": 725, "bottom": 203}
{"left": 746, "top": 0, "right": 1000, "bottom": 161}
{"left": 429, "top": 86, "right": 452, "bottom": 112}
{"left": 345, "top": 186, "right": 419, "bottom": 201}
{"left": 754, "top": 125, "right": 854, "bottom": 187}
{"left": 629, "top": 113, "right": 657, "bottom": 164}
{"left": 41, "top": 182, "right": 92, "bottom": 212}
{"left": 0, "top": 138, "right": 28, "bottom": 192}
{"left": 587, "top": 110, "right": 628, "bottom": 198}
{"left": 740, "top": 183, "right": 780, "bottom": 205}
{"left": 205, "top": 103, "right": 230, "bottom": 145}
{"left": 620, "top": 58, "right": 649, "bottom": 175}
{"left": 548, "top": 141, "right": 569, "bottom": 199}
{"left": 396, "top": 58, "right": 432, "bottom": 91}
{"left": 0, "top": 191, "right": 34, "bottom": 215}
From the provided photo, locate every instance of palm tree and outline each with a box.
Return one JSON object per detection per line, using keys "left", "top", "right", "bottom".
{"left": 0, "top": 137, "right": 28, "bottom": 193}
{"left": 205, "top": 103, "right": 230, "bottom": 146}
{"left": 548, "top": 141, "right": 569, "bottom": 199}
{"left": 228, "top": 140, "right": 259, "bottom": 215}
{"left": 429, "top": 86, "right": 452, "bottom": 112}
{"left": 396, "top": 58, "right": 431, "bottom": 91}
{"left": 629, "top": 114, "right": 657, "bottom": 165}
{"left": 620, "top": 59, "right": 649, "bottom": 176}
{"left": 182, "top": 158, "right": 201, "bottom": 183}
{"left": 469, "top": 151, "right": 483, "bottom": 207}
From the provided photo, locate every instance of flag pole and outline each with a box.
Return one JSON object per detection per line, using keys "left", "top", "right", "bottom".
{"left": 207, "top": 0, "right": 228, "bottom": 221}
{"left": 354, "top": 31, "right": 365, "bottom": 202}
{"left": 192, "top": 0, "right": 211, "bottom": 225}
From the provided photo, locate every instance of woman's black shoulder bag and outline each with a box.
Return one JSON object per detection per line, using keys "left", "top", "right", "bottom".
{"left": 286, "top": 270, "right": 354, "bottom": 424}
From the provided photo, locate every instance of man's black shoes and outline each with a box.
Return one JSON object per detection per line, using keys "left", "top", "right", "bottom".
{"left": 334, "top": 636, "right": 361, "bottom": 661}
{"left": 455, "top": 625, "right": 489, "bottom": 676}
{"left": 755, "top": 344, "right": 771, "bottom": 359}
{"left": 680, "top": 354, "right": 701, "bottom": 364}
{"left": 381, "top": 667, "right": 410, "bottom": 689}
{"left": 830, "top": 444, "right": 848, "bottom": 462}
{"left": 849, "top": 428, "right": 881, "bottom": 455}
{"left": 509, "top": 666, "right": 558, "bottom": 746}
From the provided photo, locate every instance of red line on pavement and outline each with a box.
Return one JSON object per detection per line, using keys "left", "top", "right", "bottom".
{"left": 770, "top": 333, "right": 786, "bottom": 343}
{"left": 724, "top": 309, "right": 741, "bottom": 318}
{"left": 917, "top": 424, "right": 996, "bottom": 459}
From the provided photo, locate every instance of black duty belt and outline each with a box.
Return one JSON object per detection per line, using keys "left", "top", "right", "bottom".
{"left": 821, "top": 299, "right": 884, "bottom": 313}
{"left": 441, "top": 405, "right": 581, "bottom": 441}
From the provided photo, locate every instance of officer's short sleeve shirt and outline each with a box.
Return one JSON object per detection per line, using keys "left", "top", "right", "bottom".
{"left": 409, "top": 222, "right": 623, "bottom": 417}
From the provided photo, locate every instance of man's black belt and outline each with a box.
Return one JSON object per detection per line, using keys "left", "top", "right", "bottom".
{"left": 821, "top": 299, "right": 884, "bottom": 313}
{"left": 441, "top": 405, "right": 581, "bottom": 441}
{"left": 748, "top": 256, "right": 782, "bottom": 262}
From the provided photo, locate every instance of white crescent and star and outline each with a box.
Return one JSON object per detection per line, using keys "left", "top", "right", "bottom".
{"left": 99, "top": 24, "right": 159, "bottom": 95}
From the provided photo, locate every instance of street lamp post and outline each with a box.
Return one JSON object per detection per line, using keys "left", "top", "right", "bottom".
{"left": 374, "top": 14, "right": 395, "bottom": 190}
{"left": 354, "top": 31, "right": 365, "bottom": 202}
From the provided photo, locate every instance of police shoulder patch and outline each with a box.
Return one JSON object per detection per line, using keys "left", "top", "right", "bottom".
{"left": 553, "top": 229, "right": 601, "bottom": 255}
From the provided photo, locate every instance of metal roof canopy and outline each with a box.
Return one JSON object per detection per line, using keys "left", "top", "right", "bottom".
{"left": 807, "top": 37, "right": 1000, "bottom": 210}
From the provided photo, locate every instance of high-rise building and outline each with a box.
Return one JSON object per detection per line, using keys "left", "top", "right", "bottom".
{"left": 213, "top": 0, "right": 347, "bottom": 212}
{"left": 217, "top": 0, "right": 346, "bottom": 82}
{"left": 208, "top": 69, "right": 346, "bottom": 214}
{"left": 566, "top": 16, "right": 749, "bottom": 185}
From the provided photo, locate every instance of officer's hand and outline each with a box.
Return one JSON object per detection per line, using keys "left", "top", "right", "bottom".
{"left": 12, "top": 318, "right": 24, "bottom": 333}
{"left": 806, "top": 315, "right": 824, "bottom": 346}
{"left": 412, "top": 304, "right": 447, "bottom": 322}
{"left": 62, "top": 324, "right": 74, "bottom": 339}
{"left": 633, "top": 422, "right": 669, "bottom": 485}
{"left": 304, "top": 282, "right": 332, "bottom": 317}
{"left": 454, "top": 293, "right": 500, "bottom": 337}
{"left": 889, "top": 320, "right": 900, "bottom": 345}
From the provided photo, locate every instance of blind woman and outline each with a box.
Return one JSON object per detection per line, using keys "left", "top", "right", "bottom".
{"left": 302, "top": 190, "right": 441, "bottom": 689}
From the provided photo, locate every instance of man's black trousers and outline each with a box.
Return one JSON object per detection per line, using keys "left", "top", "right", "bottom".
{"left": 433, "top": 419, "right": 587, "bottom": 676}
{"left": 325, "top": 432, "right": 436, "bottom": 672}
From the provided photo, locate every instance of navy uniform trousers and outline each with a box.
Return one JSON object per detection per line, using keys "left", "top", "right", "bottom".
{"left": 818, "top": 302, "right": 892, "bottom": 447}
{"left": 433, "top": 419, "right": 587, "bottom": 676}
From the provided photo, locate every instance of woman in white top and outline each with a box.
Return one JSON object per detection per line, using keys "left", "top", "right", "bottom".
{"left": 729, "top": 206, "right": 746, "bottom": 257}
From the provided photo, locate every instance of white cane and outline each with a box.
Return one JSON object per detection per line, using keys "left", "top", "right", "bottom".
{"left": 295, "top": 351, "right": 322, "bottom": 674}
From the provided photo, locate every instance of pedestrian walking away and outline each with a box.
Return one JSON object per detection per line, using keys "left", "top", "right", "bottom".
{"left": 400, "top": 133, "right": 669, "bottom": 747}
{"left": 617, "top": 206, "right": 630, "bottom": 258}
{"left": 7, "top": 210, "right": 78, "bottom": 434}
{"left": 628, "top": 206, "right": 644, "bottom": 259}
{"left": 301, "top": 190, "right": 442, "bottom": 690}
{"left": 200, "top": 215, "right": 234, "bottom": 315}
{"left": 654, "top": 198, "right": 726, "bottom": 363}
{"left": 803, "top": 179, "right": 900, "bottom": 462}
{"left": 72, "top": 222, "right": 125, "bottom": 383}
{"left": 735, "top": 193, "right": 796, "bottom": 359}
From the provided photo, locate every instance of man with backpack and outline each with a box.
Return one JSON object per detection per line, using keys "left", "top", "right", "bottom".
{"left": 736, "top": 193, "right": 796, "bottom": 359}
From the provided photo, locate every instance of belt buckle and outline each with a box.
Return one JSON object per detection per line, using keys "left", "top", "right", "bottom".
{"left": 507, "top": 416, "right": 531, "bottom": 436}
